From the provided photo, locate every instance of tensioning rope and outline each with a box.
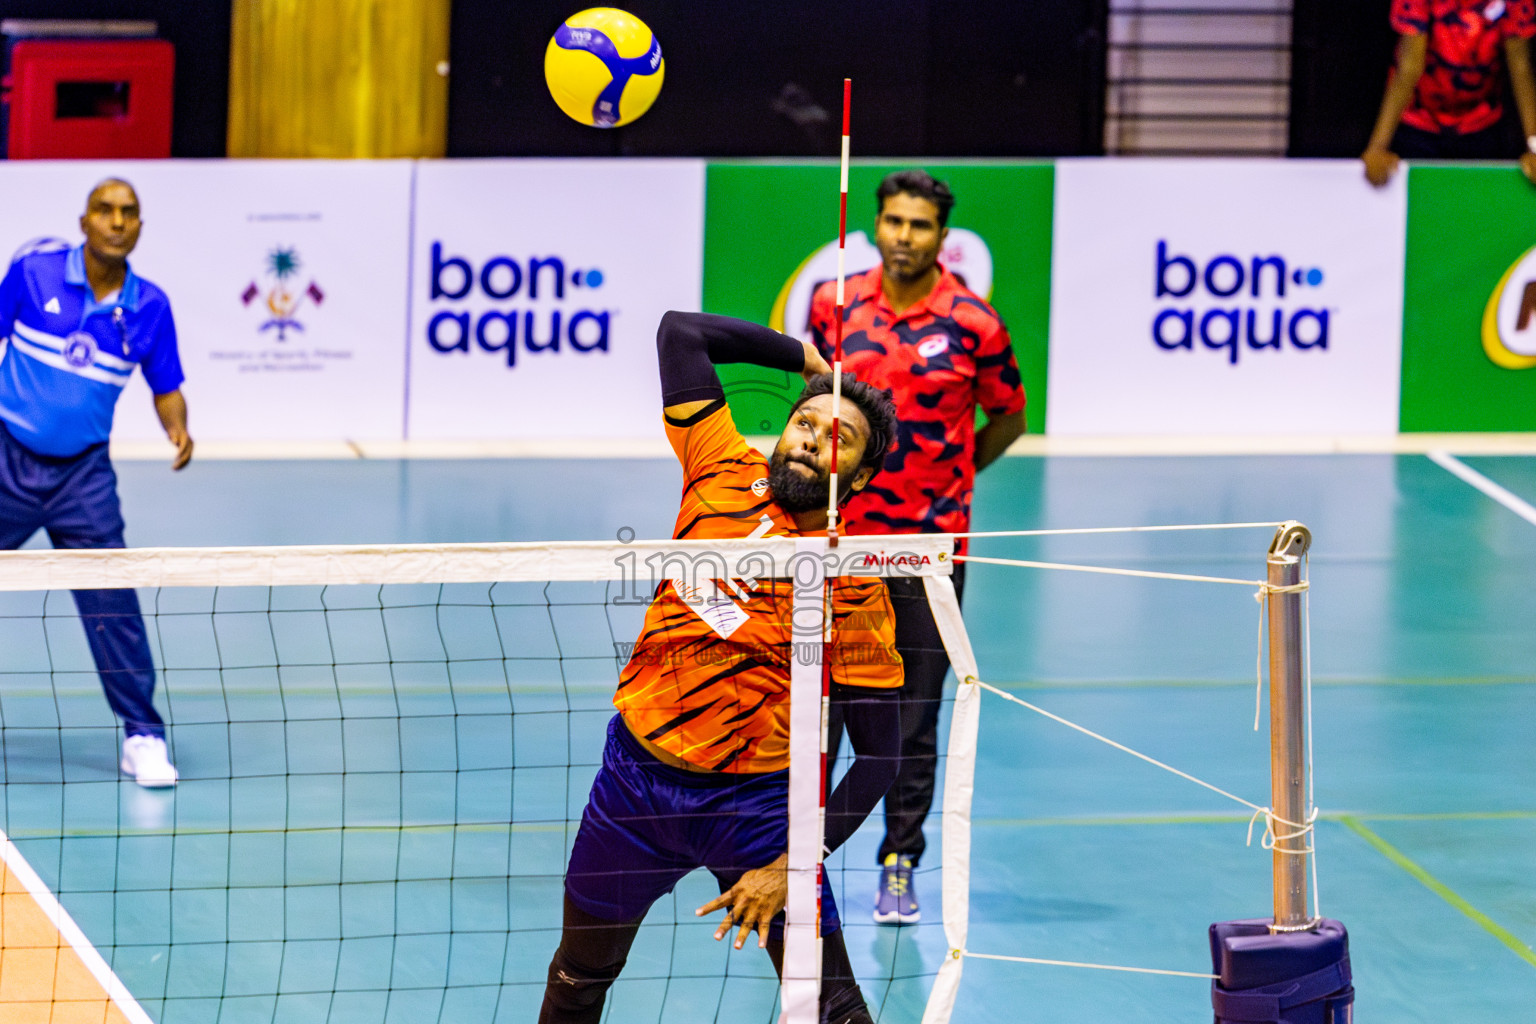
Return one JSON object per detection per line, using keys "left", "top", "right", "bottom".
{"left": 961, "top": 673, "right": 1320, "bottom": 976}
{"left": 956, "top": 553, "right": 1282, "bottom": 589}
{"left": 945, "top": 547, "right": 1325, "bottom": 976}
{"left": 962, "top": 951, "right": 1217, "bottom": 981}
{"left": 954, "top": 521, "right": 1287, "bottom": 538}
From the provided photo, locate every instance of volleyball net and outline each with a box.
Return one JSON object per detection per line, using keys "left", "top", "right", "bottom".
{"left": 0, "top": 525, "right": 1331, "bottom": 1023}
{"left": 0, "top": 535, "right": 950, "bottom": 1023}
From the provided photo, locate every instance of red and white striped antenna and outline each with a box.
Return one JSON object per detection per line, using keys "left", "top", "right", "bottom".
{"left": 826, "top": 77, "right": 851, "bottom": 549}
{"left": 814, "top": 76, "right": 851, "bottom": 1015}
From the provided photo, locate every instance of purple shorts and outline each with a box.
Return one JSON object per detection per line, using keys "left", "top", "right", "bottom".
{"left": 564, "top": 715, "right": 841, "bottom": 936}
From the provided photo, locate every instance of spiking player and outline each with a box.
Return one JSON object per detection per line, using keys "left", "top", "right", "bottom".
{"left": 539, "top": 311, "right": 902, "bottom": 1024}
{"left": 0, "top": 178, "right": 191, "bottom": 787}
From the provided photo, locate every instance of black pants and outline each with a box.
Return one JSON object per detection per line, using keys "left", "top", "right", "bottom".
{"left": 539, "top": 896, "right": 873, "bottom": 1024}
{"left": 827, "top": 561, "right": 965, "bottom": 867}
{"left": 1391, "top": 121, "right": 1513, "bottom": 160}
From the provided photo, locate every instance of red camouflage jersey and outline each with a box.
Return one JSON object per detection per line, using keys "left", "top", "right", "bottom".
{"left": 807, "top": 266, "right": 1024, "bottom": 553}
{"left": 1391, "top": 0, "right": 1536, "bottom": 135}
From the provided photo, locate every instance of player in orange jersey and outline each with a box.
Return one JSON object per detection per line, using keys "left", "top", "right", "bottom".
{"left": 540, "top": 311, "right": 904, "bottom": 1024}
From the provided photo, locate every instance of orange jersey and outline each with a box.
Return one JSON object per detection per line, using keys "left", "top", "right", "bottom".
{"left": 614, "top": 401, "right": 902, "bottom": 773}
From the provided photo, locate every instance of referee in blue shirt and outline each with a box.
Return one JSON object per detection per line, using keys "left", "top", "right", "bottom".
{"left": 0, "top": 178, "right": 192, "bottom": 787}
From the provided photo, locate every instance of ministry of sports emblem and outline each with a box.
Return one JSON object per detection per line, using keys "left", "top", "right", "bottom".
{"left": 241, "top": 245, "right": 324, "bottom": 341}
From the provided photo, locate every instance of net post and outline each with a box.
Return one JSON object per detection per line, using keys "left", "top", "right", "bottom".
{"left": 1210, "top": 524, "right": 1350, "bottom": 1024}
{"left": 1265, "top": 521, "right": 1312, "bottom": 931}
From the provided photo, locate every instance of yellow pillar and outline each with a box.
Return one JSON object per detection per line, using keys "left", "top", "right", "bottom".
{"left": 228, "top": 0, "right": 449, "bottom": 158}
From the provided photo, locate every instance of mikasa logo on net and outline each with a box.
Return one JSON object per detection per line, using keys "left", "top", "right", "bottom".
{"left": 1151, "top": 240, "right": 1331, "bottom": 365}
{"left": 424, "top": 242, "right": 613, "bottom": 368}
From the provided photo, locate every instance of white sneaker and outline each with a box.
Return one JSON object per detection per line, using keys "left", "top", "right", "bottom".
{"left": 120, "top": 735, "right": 178, "bottom": 788}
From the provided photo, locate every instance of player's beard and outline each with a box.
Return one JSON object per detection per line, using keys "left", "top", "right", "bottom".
{"left": 878, "top": 240, "right": 939, "bottom": 285}
{"left": 768, "top": 450, "right": 838, "bottom": 513}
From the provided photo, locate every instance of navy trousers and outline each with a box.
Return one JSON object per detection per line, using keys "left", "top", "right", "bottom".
{"left": 0, "top": 421, "right": 164, "bottom": 738}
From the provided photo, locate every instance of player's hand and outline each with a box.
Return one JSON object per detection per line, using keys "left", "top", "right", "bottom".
{"left": 168, "top": 429, "right": 194, "bottom": 471}
{"left": 801, "top": 342, "right": 832, "bottom": 382}
{"left": 1519, "top": 152, "right": 1536, "bottom": 186}
{"left": 1362, "top": 148, "right": 1399, "bottom": 188}
{"left": 696, "top": 852, "right": 788, "bottom": 950}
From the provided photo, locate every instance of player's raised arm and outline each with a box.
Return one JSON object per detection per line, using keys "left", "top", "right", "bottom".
{"left": 656, "top": 310, "right": 830, "bottom": 422}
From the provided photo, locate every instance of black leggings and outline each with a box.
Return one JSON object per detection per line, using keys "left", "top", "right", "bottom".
{"left": 539, "top": 895, "right": 874, "bottom": 1024}
{"left": 826, "top": 561, "right": 966, "bottom": 866}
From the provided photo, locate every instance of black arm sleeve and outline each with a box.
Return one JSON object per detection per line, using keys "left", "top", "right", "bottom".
{"left": 823, "top": 684, "right": 901, "bottom": 855}
{"left": 656, "top": 310, "right": 806, "bottom": 407}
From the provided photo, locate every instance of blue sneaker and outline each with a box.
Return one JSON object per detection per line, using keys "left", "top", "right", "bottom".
{"left": 874, "top": 853, "right": 919, "bottom": 924}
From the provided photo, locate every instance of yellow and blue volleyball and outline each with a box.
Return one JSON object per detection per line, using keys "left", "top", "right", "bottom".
{"left": 544, "top": 8, "right": 664, "bottom": 128}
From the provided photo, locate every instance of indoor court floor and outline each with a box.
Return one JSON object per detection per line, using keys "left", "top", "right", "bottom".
{"left": 0, "top": 449, "right": 1532, "bottom": 1023}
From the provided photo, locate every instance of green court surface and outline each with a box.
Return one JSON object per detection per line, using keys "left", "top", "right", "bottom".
{"left": 0, "top": 451, "right": 1531, "bottom": 1022}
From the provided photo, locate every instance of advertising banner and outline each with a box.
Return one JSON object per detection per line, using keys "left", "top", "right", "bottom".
{"left": 1047, "top": 160, "right": 1407, "bottom": 435}
{"left": 1401, "top": 166, "right": 1536, "bottom": 431}
{"left": 0, "top": 160, "right": 414, "bottom": 444}
{"left": 703, "top": 162, "right": 1054, "bottom": 435}
{"left": 405, "top": 160, "right": 704, "bottom": 440}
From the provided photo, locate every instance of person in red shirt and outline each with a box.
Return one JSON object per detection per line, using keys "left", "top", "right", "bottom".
{"left": 1364, "top": 0, "right": 1536, "bottom": 186}
{"left": 807, "top": 169, "right": 1025, "bottom": 924}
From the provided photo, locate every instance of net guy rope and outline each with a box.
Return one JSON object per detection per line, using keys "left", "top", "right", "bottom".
{"left": 921, "top": 521, "right": 1324, "bottom": 1023}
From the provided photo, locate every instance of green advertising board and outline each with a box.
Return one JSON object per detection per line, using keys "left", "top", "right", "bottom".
{"left": 1402, "top": 165, "right": 1536, "bottom": 431}
{"left": 702, "top": 161, "right": 1054, "bottom": 436}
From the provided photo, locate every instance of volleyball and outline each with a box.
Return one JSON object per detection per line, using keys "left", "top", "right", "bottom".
{"left": 544, "top": 8, "right": 664, "bottom": 128}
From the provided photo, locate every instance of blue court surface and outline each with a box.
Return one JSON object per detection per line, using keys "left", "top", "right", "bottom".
{"left": 0, "top": 450, "right": 1532, "bottom": 1023}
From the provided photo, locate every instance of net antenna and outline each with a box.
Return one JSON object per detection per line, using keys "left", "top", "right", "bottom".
{"left": 790, "top": 76, "right": 852, "bottom": 1024}
{"left": 826, "top": 77, "right": 851, "bottom": 548}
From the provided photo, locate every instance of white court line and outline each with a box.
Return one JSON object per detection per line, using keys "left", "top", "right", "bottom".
{"left": 0, "top": 825, "right": 154, "bottom": 1024}
{"left": 1428, "top": 451, "right": 1536, "bottom": 528}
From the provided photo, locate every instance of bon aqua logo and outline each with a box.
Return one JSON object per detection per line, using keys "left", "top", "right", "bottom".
{"left": 1152, "top": 241, "right": 1331, "bottom": 365}
{"left": 1481, "top": 244, "right": 1536, "bottom": 370}
{"left": 424, "top": 242, "right": 612, "bottom": 368}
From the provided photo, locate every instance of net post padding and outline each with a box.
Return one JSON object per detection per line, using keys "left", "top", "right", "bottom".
{"left": 919, "top": 573, "right": 980, "bottom": 1024}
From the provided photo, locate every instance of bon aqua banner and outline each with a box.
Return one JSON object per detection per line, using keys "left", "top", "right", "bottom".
{"left": 701, "top": 161, "right": 1054, "bottom": 437}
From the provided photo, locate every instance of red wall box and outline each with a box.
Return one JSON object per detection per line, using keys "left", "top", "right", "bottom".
{"left": 4, "top": 38, "right": 174, "bottom": 159}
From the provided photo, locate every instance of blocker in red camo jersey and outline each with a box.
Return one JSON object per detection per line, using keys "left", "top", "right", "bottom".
{"left": 813, "top": 171, "right": 1024, "bottom": 920}
{"left": 1391, "top": 0, "right": 1536, "bottom": 135}
{"left": 806, "top": 264, "right": 1023, "bottom": 553}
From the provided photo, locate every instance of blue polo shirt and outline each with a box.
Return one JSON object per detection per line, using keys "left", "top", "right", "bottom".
{"left": 0, "top": 245, "right": 183, "bottom": 457}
